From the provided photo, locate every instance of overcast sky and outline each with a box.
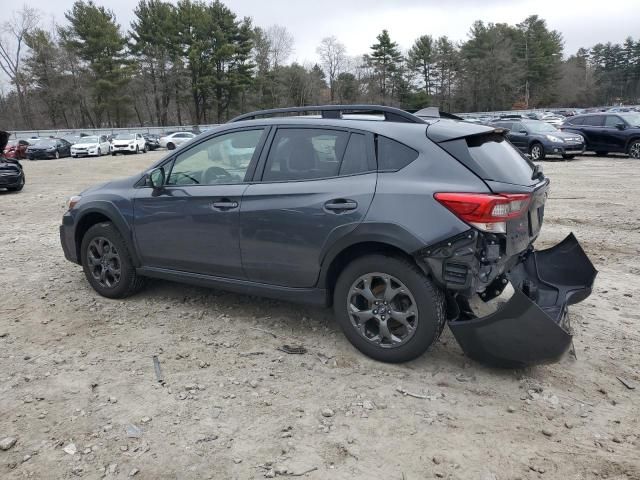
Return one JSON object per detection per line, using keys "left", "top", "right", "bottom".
{"left": 14, "top": 0, "right": 640, "bottom": 62}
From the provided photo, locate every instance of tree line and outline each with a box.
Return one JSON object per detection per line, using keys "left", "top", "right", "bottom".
{"left": 1, "top": 1, "right": 639, "bottom": 130}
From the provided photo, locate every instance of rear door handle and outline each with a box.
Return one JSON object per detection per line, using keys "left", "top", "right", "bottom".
{"left": 324, "top": 199, "right": 358, "bottom": 212}
{"left": 211, "top": 200, "right": 239, "bottom": 210}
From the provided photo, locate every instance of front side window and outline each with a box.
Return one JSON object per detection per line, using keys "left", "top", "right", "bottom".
{"left": 582, "top": 115, "right": 603, "bottom": 126}
{"left": 263, "top": 129, "right": 349, "bottom": 181}
{"left": 167, "top": 129, "right": 265, "bottom": 186}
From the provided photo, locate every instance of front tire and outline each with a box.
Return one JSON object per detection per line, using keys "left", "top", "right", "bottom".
{"left": 80, "top": 222, "right": 146, "bottom": 299}
{"left": 628, "top": 140, "right": 640, "bottom": 159}
{"left": 530, "top": 142, "right": 545, "bottom": 160}
{"left": 562, "top": 154, "right": 575, "bottom": 160}
{"left": 333, "top": 254, "right": 445, "bottom": 363}
{"left": 55, "top": 150, "right": 60, "bottom": 159}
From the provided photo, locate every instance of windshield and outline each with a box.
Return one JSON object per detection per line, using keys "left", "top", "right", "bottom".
{"left": 33, "top": 139, "right": 57, "bottom": 147}
{"left": 526, "top": 122, "right": 558, "bottom": 133}
{"left": 114, "top": 134, "right": 135, "bottom": 140}
{"left": 78, "top": 136, "right": 99, "bottom": 144}
{"left": 621, "top": 113, "right": 640, "bottom": 127}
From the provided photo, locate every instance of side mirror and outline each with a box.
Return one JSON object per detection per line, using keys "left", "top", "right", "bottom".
{"left": 615, "top": 123, "right": 626, "bottom": 130}
{"left": 148, "top": 167, "right": 165, "bottom": 188}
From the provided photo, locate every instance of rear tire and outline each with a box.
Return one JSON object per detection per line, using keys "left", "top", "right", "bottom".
{"left": 333, "top": 254, "right": 445, "bottom": 363}
{"left": 561, "top": 154, "right": 575, "bottom": 160}
{"left": 628, "top": 140, "right": 640, "bottom": 159}
{"left": 595, "top": 151, "right": 609, "bottom": 157}
{"left": 530, "top": 142, "right": 545, "bottom": 160}
{"left": 167, "top": 142, "right": 175, "bottom": 150}
{"left": 80, "top": 222, "right": 146, "bottom": 299}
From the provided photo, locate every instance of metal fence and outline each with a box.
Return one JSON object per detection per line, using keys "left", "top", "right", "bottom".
{"left": 8, "top": 124, "right": 221, "bottom": 140}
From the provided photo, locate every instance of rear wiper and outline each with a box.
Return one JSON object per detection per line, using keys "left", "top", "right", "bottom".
{"left": 531, "top": 163, "right": 544, "bottom": 180}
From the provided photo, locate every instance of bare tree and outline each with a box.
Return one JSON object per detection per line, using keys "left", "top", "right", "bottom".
{"left": 266, "top": 25, "right": 293, "bottom": 68}
{"left": 316, "top": 36, "right": 346, "bottom": 102}
{"left": 0, "top": 6, "right": 40, "bottom": 128}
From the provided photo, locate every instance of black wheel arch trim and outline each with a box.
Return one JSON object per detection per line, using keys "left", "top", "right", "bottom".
{"left": 74, "top": 201, "right": 141, "bottom": 267}
{"left": 316, "top": 222, "right": 433, "bottom": 288}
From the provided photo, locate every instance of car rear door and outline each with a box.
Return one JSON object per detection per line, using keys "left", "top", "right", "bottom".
{"left": 133, "top": 127, "right": 268, "bottom": 278}
{"left": 239, "top": 127, "right": 376, "bottom": 288}
{"left": 578, "top": 115, "right": 604, "bottom": 150}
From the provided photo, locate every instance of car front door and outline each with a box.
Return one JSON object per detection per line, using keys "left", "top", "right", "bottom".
{"left": 601, "top": 115, "right": 628, "bottom": 152}
{"left": 508, "top": 121, "right": 529, "bottom": 152}
{"left": 133, "top": 127, "right": 268, "bottom": 278}
{"left": 240, "top": 127, "right": 377, "bottom": 288}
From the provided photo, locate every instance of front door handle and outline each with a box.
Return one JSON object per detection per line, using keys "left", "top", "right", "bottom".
{"left": 324, "top": 199, "right": 358, "bottom": 212}
{"left": 211, "top": 200, "right": 239, "bottom": 210}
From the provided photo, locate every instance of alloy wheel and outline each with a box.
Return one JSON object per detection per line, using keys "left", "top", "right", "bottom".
{"left": 630, "top": 142, "right": 640, "bottom": 159}
{"left": 531, "top": 145, "right": 542, "bottom": 160}
{"left": 346, "top": 273, "right": 419, "bottom": 348}
{"left": 87, "top": 237, "right": 121, "bottom": 288}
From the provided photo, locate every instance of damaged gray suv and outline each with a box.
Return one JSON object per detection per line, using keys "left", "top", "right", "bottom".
{"left": 60, "top": 105, "right": 596, "bottom": 367}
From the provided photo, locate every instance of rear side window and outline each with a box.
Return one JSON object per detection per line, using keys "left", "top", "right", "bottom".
{"left": 376, "top": 136, "right": 418, "bottom": 171}
{"left": 604, "top": 115, "right": 622, "bottom": 127}
{"left": 582, "top": 116, "right": 603, "bottom": 126}
{"left": 263, "top": 128, "right": 349, "bottom": 181}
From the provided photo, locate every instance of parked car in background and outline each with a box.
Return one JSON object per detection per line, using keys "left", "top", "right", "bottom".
{"left": 111, "top": 133, "right": 147, "bottom": 155}
{"left": 541, "top": 114, "right": 565, "bottom": 126}
{"left": 0, "top": 156, "right": 25, "bottom": 191}
{"left": 4, "top": 139, "right": 30, "bottom": 160}
{"left": 560, "top": 112, "right": 640, "bottom": 158}
{"left": 71, "top": 135, "right": 111, "bottom": 157}
{"left": 62, "top": 134, "right": 89, "bottom": 145}
{"left": 159, "top": 131, "right": 196, "bottom": 150}
{"left": 26, "top": 138, "right": 72, "bottom": 160}
{"left": 492, "top": 119, "right": 585, "bottom": 160}
{"left": 59, "top": 105, "right": 596, "bottom": 368}
{"left": 142, "top": 133, "right": 161, "bottom": 151}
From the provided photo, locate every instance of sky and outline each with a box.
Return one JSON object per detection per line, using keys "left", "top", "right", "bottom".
{"left": 10, "top": 0, "right": 640, "bottom": 62}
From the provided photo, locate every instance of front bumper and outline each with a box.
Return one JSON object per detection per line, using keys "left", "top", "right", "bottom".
{"left": 545, "top": 143, "right": 585, "bottom": 156}
{"left": 448, "top": 233, "right": 596, "bottom": 368}
{"left": 112, "top": 145, "right": 137, "bottom": 153}
{"left": 60, "top": 213, "right": 80, "bottom": 264}
{"left": 27, "top": 151, "right": 56, "bottom": 159}
{"left": 0, "top": 172, "right": 23, "bottom": 187}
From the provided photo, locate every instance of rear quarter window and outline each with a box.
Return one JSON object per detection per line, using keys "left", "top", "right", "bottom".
{"left": 376, "top": 136, "right": 418, "bottom": 171}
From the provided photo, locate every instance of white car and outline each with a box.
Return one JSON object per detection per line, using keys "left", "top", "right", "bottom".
{"left": 70, "top": 135, "right": 111, "bottom": 157}
{"left": 159, "top": 132, "right": 196, "bottom": 150}
{"left": 111, "top": 133, "right": 147, "bottom": 155}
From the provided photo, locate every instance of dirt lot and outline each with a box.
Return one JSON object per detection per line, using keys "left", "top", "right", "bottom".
{"left": 1, "top": 152, "right": 639, "bottom": 480}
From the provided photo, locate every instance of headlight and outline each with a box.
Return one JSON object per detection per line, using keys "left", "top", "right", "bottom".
{"left": 129, "top": 141, "right": 135, "bottom": 146}
{"left": 67, "top": 195, "right": 82, "bottom": 210}
{"left": 546, "top": 135, "right": 564, "bottom": 143}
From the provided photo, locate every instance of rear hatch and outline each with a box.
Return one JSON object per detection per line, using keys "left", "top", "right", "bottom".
{"left": 428, "top": 120, "right": 547, "bottom": 254}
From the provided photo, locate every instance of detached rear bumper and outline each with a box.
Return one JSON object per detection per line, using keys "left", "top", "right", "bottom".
{"left": 448, "top": 233, "right": 596, "bottom": 368}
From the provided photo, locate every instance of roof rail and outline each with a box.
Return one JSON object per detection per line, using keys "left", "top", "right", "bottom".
{"left": 229, "top": 104, "right": 426, "bottom": 124}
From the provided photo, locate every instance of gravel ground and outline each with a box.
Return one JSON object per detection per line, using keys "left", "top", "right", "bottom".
{"left": 0, "top": 152, "right": 639, "bottom": 480}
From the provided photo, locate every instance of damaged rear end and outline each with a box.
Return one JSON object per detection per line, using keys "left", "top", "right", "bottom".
{"left": 420, "top": 122, "right": 597, "bottom": 368}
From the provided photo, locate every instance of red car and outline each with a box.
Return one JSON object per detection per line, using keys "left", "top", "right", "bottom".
{"left": 4, "top": 139, "right": 30, "bottom": 160}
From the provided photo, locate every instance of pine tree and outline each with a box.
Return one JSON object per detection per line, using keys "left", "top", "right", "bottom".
{"left": 368, "top": 30, "right": 403, "bottom": 102}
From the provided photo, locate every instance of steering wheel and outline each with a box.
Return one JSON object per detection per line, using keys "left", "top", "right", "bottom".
{"left": 203, "top": 166, "right": 234, "bottom": 184}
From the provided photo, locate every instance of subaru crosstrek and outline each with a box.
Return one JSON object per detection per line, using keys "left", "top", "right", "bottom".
{"left": 60, "top": 105, "right": 596, "bottom": 367}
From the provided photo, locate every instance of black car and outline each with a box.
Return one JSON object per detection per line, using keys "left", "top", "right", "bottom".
{"left": 59, "top": 105, "right": 597, "bottom": 367}
{"left": 142, "top": 133, "right": 161, "bottom": 150}
{"left": 492, "top": 119, "right": 585, "bottom": 160}
{"left": 560, "top": 112, "right": 640, "bottom": 158}
{"left": 26, "top": 138, "right": 72, "bottom": 160}
{"left": 0, "top": 157, "right": 25, "bottom": 191}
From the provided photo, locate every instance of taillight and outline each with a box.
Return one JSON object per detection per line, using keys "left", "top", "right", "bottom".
{"left": 434, "top": 192, "right": 531, "bottom": 234}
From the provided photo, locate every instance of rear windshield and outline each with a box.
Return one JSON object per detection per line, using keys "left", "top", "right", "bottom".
{"left": 439, "top": 132, "right": 536, "bottom": 186}
{"left": 466, "top": 133, "right": 535, "bottom": 185}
